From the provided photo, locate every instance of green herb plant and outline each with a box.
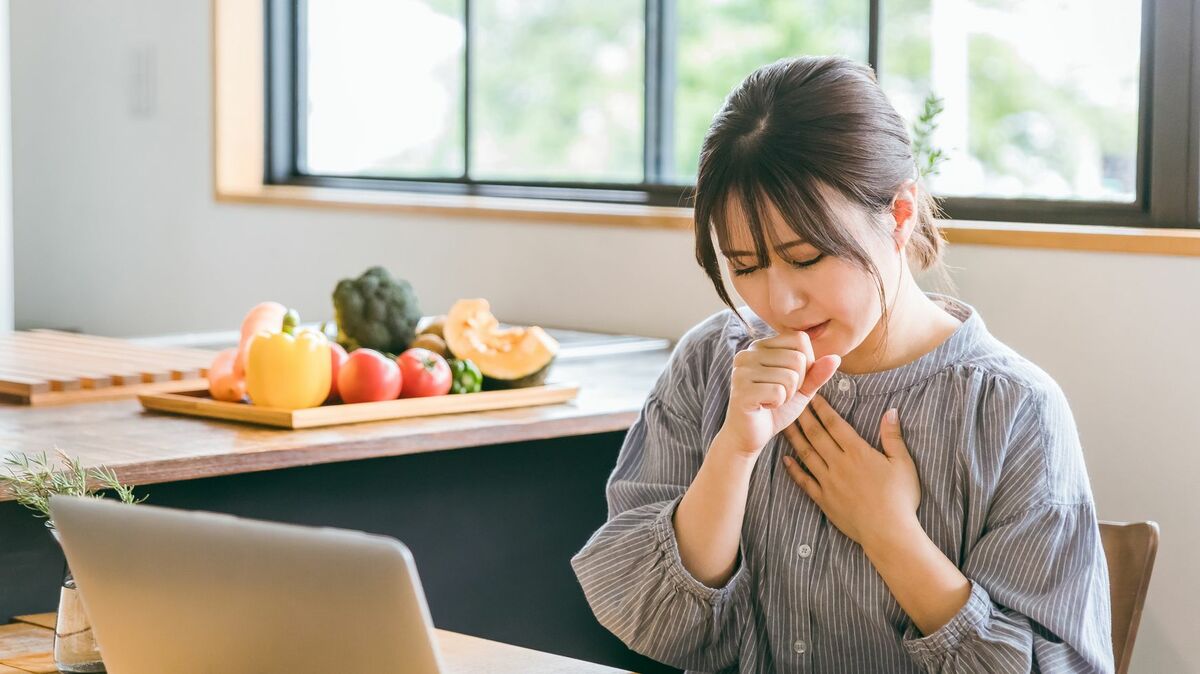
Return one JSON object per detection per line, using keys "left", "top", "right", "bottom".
{"left": 1, "top": 449, "right": 147, "bottom": 531}
{"left": 911, "top": 92, "right": 948, "bottom": 179}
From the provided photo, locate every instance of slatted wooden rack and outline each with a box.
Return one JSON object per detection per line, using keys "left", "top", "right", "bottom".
{"left": 0, "top": 330, "right": 214, "bottom": 406}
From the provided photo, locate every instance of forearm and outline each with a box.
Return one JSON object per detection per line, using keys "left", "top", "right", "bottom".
{"left": 673, "top": 430, "right": 757, "bottom": 587}
{"left": 862, "top": 516, "right": 972, "bottom": 637}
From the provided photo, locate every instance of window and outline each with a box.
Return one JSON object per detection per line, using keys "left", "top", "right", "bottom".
{"left": 266, "top": 0, "right": 1199, "bottom": 227}
{"left": 670, "top": 1, "right": 869, "bottom": 183}
{"left": 301, "top": 0, "right": 465, "bottom": 178}
{"left": 880, "top": 0, "right": 1142, "bottom": 204}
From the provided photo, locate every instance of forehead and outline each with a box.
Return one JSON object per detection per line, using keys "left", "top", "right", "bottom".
{"left": 716, "top": 183, "right": 861, "bottom": 257}
{"left": 717, "top": 197, "right": 796, "bottom": 253}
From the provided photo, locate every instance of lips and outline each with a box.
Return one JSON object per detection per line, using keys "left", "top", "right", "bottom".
{"left": 796, "top": 320, "right": 829, "bottom": 340}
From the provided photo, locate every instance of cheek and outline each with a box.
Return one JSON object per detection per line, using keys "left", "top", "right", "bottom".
{"left": 821, "top": 266, "right": 884, "bottom": 338}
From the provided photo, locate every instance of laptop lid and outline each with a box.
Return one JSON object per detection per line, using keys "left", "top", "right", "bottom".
{"left": 48, "top": 495, "right": 444, "bottom": 674}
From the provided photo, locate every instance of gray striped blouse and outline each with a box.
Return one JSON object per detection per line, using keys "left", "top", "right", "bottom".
{"left": 571, "top": 294, "right": 1113, "bottom": 673}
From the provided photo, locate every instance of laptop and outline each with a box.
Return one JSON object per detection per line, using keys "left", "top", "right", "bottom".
{"left": 47, "top": 494, "right": 446, "bottom": 674}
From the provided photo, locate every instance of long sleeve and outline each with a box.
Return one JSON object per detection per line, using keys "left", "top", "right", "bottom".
{"left": 570, "top": 321, "right": 750, "bottom": 672}
{"left": 901, "top": 383, "right": 1114, "bottom": 673}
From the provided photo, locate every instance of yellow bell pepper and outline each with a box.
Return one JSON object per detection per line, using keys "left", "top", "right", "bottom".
{"left": 244, "top": 309, "right": 332, "bottom": 410}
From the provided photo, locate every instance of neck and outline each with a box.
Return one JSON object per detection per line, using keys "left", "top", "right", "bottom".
{"left": 838, "top": 275, "right": 959, "bottom": 375}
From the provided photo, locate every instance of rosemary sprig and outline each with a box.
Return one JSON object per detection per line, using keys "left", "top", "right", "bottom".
{"left": 0, "top": 449, "right": 147, "bottom": 530}
{"left": 911, "top": 91, "right": 948, "bottom": 179}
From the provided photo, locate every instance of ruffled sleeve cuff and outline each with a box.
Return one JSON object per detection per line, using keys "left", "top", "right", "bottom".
{"left": 651, "top": 494, "right": 747, "bottom": 605}
{"left": 902, "top": 580, "right": 993, "bottom": 665}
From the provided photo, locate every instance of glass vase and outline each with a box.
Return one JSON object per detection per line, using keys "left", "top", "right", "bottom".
{"left": 50, "top": 529, "right": 105, "bottom": 672}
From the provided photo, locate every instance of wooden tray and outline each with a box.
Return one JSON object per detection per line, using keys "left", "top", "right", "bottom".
{"left": 0, "top": 330, "right": 214, "bottom": 405}
{"left": 138, "top": 384, "right": 581, "bottom": 429}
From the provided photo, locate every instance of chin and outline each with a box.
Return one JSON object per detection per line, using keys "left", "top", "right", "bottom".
{"left": 816, "top": 324, "right": 863, "bottom": 361}
{"left": 812, "top": 342, "right": 843, "bottom": 361}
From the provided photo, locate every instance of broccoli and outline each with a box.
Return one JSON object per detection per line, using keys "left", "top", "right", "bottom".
{"left": 332, "top": 266, "right": 422, "bottom": 354}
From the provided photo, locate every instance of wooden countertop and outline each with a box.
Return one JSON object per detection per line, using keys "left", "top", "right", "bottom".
{"left": 0, "top": 348, "right": 671, "bottom": 502}
{"left": 0, "top": 613, "right": 631, "bottom": 673}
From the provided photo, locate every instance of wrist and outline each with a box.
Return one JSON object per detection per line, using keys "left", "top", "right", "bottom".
{"left": 711, "top": 428, "right": 764, "bottom": 463}
{"left": 860, "top": 513, "right": 925, "bottom": 561}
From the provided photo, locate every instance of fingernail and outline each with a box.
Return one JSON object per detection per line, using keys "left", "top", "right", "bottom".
{"left": 885, "top": 408, "right": 898, "bottom": 424}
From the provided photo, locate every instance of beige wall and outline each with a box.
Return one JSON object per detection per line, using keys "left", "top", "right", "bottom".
{"left": 10, "top": 1, "right": 1197, "bottom": 671}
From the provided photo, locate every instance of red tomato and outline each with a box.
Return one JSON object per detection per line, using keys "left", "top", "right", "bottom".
{"left": 338, "top": 349, "right": 402, "bottom": 403}
{"left": 325, "top": 342, "right": 350, "bottom": 403}
{"left": 396, "top": 348, "right": 452, "bottom": 398}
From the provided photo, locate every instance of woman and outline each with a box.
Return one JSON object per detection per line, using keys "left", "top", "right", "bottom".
{"left": 571, "top": 56, "right": 1112, "bottom": 673}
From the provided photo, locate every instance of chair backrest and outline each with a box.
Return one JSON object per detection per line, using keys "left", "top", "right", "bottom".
{"left": 1099, "top": 521, "right": 1159, "bottom": 674}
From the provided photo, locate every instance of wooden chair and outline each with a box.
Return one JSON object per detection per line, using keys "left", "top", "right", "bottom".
{"left": 1099, "top": 521, "right": 1159, "bottom": 674}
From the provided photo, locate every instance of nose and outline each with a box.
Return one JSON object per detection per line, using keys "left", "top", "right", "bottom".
{"left": 765, "top": 264, "right": 807, "bottom": 316}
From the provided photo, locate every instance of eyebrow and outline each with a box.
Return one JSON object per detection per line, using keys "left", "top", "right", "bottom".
{"left": 722, "top": 239, "right": 810, "bottom": 259}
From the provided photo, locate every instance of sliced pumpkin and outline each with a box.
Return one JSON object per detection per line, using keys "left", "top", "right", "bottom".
{"left": 443, "top": 299, "right": 558, "bottom": 389}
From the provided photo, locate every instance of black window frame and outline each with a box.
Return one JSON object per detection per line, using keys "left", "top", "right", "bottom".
{"left": 265, "top": 0, "right": 1200, "bottom": 228}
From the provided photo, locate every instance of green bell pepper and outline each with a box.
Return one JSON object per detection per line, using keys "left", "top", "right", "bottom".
{"left": 448, "top": 358, "right": 482, "bottom": 394}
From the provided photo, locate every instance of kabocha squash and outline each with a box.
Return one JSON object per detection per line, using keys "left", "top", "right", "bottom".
{"left": 443, "top": 299, "right": 558, "bottom": 389}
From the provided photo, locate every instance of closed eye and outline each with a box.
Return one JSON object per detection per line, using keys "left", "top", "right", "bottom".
{"left": 731, "top": 254, "right": 825, "bottom": 276}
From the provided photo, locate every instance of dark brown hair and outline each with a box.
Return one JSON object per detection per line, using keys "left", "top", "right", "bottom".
{"left": 692, "top": 55, "right": 946, "bottom": 337}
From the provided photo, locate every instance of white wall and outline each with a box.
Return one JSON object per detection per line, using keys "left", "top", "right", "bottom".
{"left": 0, "top": 0, "right": 13, "bottom": 332}
{"left": 10, "top": 2, "right": 1198, "bottom": 671}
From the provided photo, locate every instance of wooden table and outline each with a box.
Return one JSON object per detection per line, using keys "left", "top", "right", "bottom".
{"left": 0, "top": 613, "right": 632, "bottom": 673}
{"left": 0, "top": 348, "right": 671, "bottom": 501}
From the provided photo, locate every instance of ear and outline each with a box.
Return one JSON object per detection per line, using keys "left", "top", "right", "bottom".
{"left": 889, "top": 180, "right": 919, "bottom": 252}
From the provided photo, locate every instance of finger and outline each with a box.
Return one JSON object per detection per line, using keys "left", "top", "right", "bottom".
{"left": 797, "top": 406, "right": 840, "bottom": 457}
{"left": 753, "top": 340, "right": 811, "bottom": 366}
{"left": 724, "top": 366, "right": 792, "bottom": 410}
{"left": 782, "top": 421, "right": 828, "bottom": 478}
{"left": 748, "top": 359, "right": 805, "bottom": 398}
{"left": 755, "top": 329, "right": 815, "bottom": 366}
{"left": 738, "top": 365, "right": 801, "bottom": 408}
{"left": 879, "top": 408, "right": 910, "bottom": 460}
{"left": 794, "top": 330, "right": 815, "bottom": 366}
{"left": 809, "top": 394, "right": 861, "bottom": 449}
{"left": 747, "top": 345, "right": 808, "bottom": 396}
{"left": 754, "top": 349, "right": 807, "bottom": 383}
{"left": 782, "top": 454, "right": 823, "bottom": 502}
{"left": 738, "top": 381, "right": 788, "bottom": 411}
{"left": 736, "top": 349, "right": 807, "bottom": 395}
{"left": 798, "top": 354, "right": 841, "bottom": 398}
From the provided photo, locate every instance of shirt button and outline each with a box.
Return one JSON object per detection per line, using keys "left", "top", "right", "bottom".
{"left": 837, "top": 379, "right": 851, "bottom": 392}
{"left": 797, "top": 543, "right": 813, "bottom": 558}
{"left": 793, "top": 639, "right": 808, "bottom": 654}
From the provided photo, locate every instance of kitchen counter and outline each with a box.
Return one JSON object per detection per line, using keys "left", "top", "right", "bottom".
{"left": 0, "top": 345, "right": 671, "bottom": 501}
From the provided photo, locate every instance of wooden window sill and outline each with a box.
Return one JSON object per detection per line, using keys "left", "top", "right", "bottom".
{"left": 218, "top": 185, "right": 1200, "bottom": 256}
{"left": 215, "top": 184, "right": 696, "bottom": 230}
